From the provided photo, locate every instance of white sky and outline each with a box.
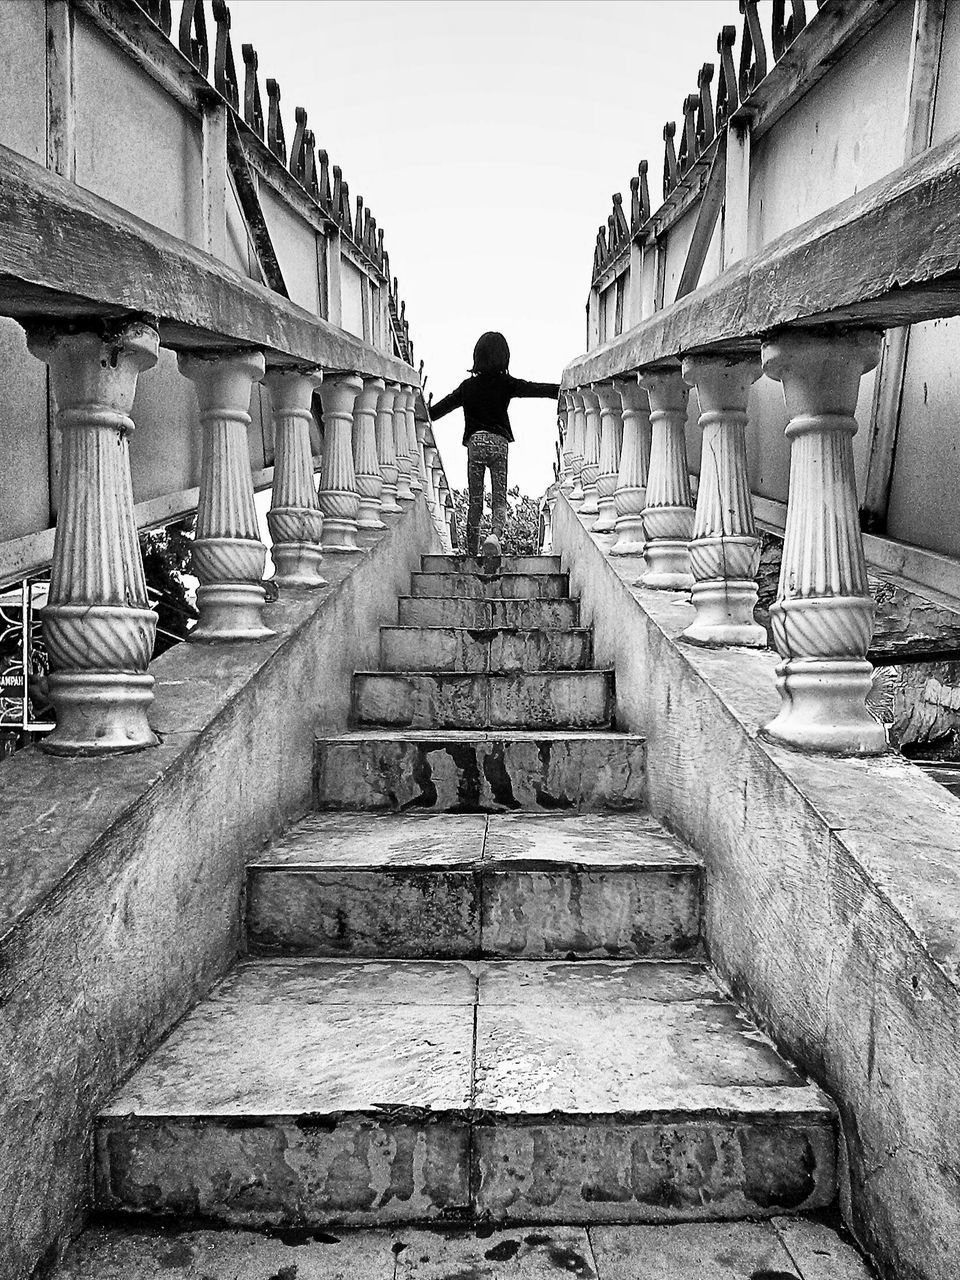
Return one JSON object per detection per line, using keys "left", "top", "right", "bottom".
{"left": 231, "top": 0, "right": 744, "bottom": 494}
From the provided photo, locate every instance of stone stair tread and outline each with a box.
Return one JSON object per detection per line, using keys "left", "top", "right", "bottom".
{"left": 423, "top": 553, "right": 562, "bottom": 572}
{"left": 99, "top": 958, "right": 830, "bottom": 1123}
{"left": 317, "top": 728, "right": 641, "bottom": 742}
{"left": 252, "top": 811, "right": 699, "bottom": 871}
{"left": 50, "top": 1217, "right": 876, "bottom": 1278}
{"left": 52, "top": 1217, "right": 876, "bottom": 1278}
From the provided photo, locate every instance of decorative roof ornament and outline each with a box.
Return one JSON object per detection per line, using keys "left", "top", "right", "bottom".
{"left": 266, "top": 79, "right": 286, "bottom": 163}
{"left": 715, "top": 25, "right": 739, "bottom": 129}
{"left": 738, "top": 0, "right": 768, "bottom": 101}
{"left": 241, "top": 44, "right": 264, "bottom": 139}
{"left": 178, "top": 0, "right": 209, "bottom": 76}
{"left": 772, "top": 0, "right": 808, "bottom": 60}
{"left": 211, "top": 0, "right": 239, "bottom": 110}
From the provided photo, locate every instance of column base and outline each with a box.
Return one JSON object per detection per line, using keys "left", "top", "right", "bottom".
{"left": 271, "top": 543, "right": 327, "bottom": 589}
{"left": 592, "top": 495, "right": 618, "bottom": 533}
{"left": 380, "top": 497, "right": 403, "bottom": 516}
{"left": 569, "top": 484, "right": 585, "bottom": 507}
{"left": 320, "top": 519, "right": 362, "bottom": 554}
{"left": 761, "top": 658, "right": 887, "bottom": 755}
{"left": 40, "top": 671, "right": 158, "bottom": 756}
{"left": 191, "top": 583, "right": 275, "bottom": 642}
{"left": 637, "top": 540, "right": 693, "bottom": 590}
{"left": 682, "top": 581, "right": 766, "bottom": 647}
{"left": 610, "top": 516, "right": 645, "bottom": 556}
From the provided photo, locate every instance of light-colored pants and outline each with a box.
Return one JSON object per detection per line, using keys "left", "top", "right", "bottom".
{"left": 466, "top": 430, "right": 509, "bottom": 555}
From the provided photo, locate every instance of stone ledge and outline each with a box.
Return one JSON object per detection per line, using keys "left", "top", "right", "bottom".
{"left": 551, "top": 495, "right": 960, "bottom": 1280}
{"left": 0, "top": 499, "right": 438, "bottom": 1280}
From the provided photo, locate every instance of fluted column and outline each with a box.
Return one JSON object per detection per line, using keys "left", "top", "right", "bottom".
{"left": 611, "top": 377, "right": 651, "bottom": 557}
{"left": 353, "top": 375, "right": 387, "bottom": 538}
{"left": 405, "top": 387, "right": 424, "bottom": 495}
{"left": 27, "top": 322, "right": 159, "bottom": 754}
{"left": 639, "top": 368, "right": 694, "bottom": 589}
{"left": 568, "top": 390, "right": 586, "bottom": 507}
{"left": 593, "top": 382, "right": 623, "bottom": 533}
{"left": 180, "top": 349, "right": 273, "bottom": 642}
{"left": 761, "top": 330, "right": 885, "bottom": 754}
{"left": 317, "top": 372, "right": 363, "bottom": 554}
{"left": 579, "top": 388, "right": 602, "bottom": 522}
{"left": 376, "top": 382, "right": 402, "bottom": 515}
{"left": 681, "top": 356, "right": 764, "bottom": 646}
{"left": 424, "top": 442, "right": 442, "bottom": 524}
{"left": 560, "top": 396, "right": 575, "bottom": 496}
{"left": 438, "top": 477, "right": 453, "bottom": 550}
{"left": 394, "top": 386, "right": 415, "bottom": 504}
{"left": 264, "top": 368, "right": 325, "bottom": 589}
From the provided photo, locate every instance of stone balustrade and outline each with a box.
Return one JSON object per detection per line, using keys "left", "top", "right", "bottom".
{"left": 558, "top": 324, "right": 887, "bottom": 755}
{"left": 19, "top": 321, "right": 448, "bottom": 758}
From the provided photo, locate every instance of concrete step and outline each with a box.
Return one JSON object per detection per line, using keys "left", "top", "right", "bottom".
{"left": 52, "top": 1217, "right": 876, "bottom": 1278}
{"left": 353, "top": 671, "right": 614, "bottom": 730}
{"left": 247, "top": 812, "right": 702, "bottom": 960}
{"left": 423, "top": 553, "right": 562, "bottom": 575}
{"left": 380, "top": 625, "right": 594, "bottom": 673}
{"left": 410, "top": 572, "right": 570, "bottom": 600}
{"left": 94, "top": 958, "right": 836, "bottom": 1229}
{"left": 314, "top": 730, "right": 646, "bottom": 812}
{"left": 399, "top": 595, "right": 580, "bottom": 629}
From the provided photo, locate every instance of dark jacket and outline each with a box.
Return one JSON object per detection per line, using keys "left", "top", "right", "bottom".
{"left": 429, "top": 370, "right": 560, "bottom": 446}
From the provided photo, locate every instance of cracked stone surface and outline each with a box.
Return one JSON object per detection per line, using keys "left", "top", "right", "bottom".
{"left": 95, "top": 959, "right": 834, "bottom": 1228}
{"left": 399, "top": 596, "right": 580, "bottom": 629}
{"left": 314, "top": 731, "right": 647, "bottom": 811}
{"left": 51, "top": 1218, "right": 875, "bottom": 1277}
{"left": 248, "top": 813, "right": 701, "bottom": 959}
{"left": 353, "top": 671, "right": 614, "bottom": 730}
{"left": 379, "top": 625, "right": 593, "bottom": 673}
{"left": 410, "top": 572, "right": 570, "bottom": 600}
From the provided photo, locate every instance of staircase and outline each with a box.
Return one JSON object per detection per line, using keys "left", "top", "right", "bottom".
{"left": 60, "top": 555, "right": 873, "bottom": 1277}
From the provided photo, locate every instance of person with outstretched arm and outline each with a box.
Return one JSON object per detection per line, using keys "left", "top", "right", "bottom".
{"left": 429, "top": 331, "right": 560, "bottom": 557}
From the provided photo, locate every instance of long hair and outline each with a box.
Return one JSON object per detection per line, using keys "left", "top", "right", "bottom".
{"left": 471, "top": 331, "right": 510, "bottom": 374}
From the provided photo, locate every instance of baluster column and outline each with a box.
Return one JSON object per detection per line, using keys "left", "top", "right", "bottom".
{"left": 610, "top": 376, "right": 651, "bottom": 556}
{"left": 394, "top": 385, "right": 415, "bottom": 504}
{"left": 264, "top": 367, "right": 325, "bottom": 588}
{"left": 593, "top": 382, "right": 623, "bottom": 533}
{"left": 579, "top": 388, "right": 602, "bottom": 522}
{"left": 639, "top": 368, "right": 694, "bottom": 589}
{"left": 568, "top": 390, "right": 586, "bottom": 507}
{"left": 318, "top": 372, "right": 363, "bottom": 554}
{"left": 28, "top": 322, "right": 159, "bottom": 754}
{"left": 761, "top": 330, "right": 885, "bottom": 754}
{"left": 353, "top": 375, "right": 387, "bottom": 539}
{"left": 560, "top": 395, "right": 575, "bottom": 496}
{"left": 681, "top": 355, "right": 765, "bottom": 645}
{"left": 376, "top": 381, "right": 403, "bottom": 516}
{"left": 424, "top": 441, "right": 442, "bottom": 525}
{"left": 405, "top": 387, "right": 424, "bottom": 495}
{"left": 179, "top": 349, "right": 274, "bottom": 641}
{"left": 437, "top": 476, "right": 453, "bottom": 550}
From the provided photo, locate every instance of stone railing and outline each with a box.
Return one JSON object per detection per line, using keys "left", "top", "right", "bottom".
{"left": 557, "top": 129, "right": 960, "bottom": 756}
{"left": 0, "top": 144, "right": 454, "bottom": 757}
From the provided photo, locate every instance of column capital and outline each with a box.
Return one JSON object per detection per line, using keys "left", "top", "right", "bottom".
{"left": 28, "top": 322, "right": 159, "bottom": 422}
{"left": 263, "top": 367, "right": 322, "bottom": 414}
{"left": 319, "top": 370, "right": 363, "bottom": 417}
{"left": 761, "top": 329, "right": 881, "bottom": 419}
{"left": 682, "top": 354, "right": 761, "bottom": 414}
{"left": 639, "top": 365, "right": 688, "bottom": 413}
{"left": 614, "top": 376, "right": 648, "bottom": 413}
{"left": 593, "top": 381, "right": 623, "bottom": 413}
{"left": 178, "top": 348, "right": 265, "bottom": 412}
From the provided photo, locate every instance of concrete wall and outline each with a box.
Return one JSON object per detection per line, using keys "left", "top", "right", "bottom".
{"left": 552, "top": 496, "right": 960, "bottom": 1280}
{"left": 0, "top": 500, "right": 438, "bottom": 1280}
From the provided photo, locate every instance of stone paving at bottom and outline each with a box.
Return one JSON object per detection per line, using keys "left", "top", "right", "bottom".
{"left": 56, "top": 1217, "right": 875, "bottom": 1277}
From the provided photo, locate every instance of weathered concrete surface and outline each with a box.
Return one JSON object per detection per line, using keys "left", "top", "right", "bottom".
{"left": 399, "top": 596, "right": 580, "bottom": 630}
{"left": 247, "top": 812, "right": 701, "bottom": 959}
{"left": 551, "top": 494, "right": 960, "bottom": 1280}
{"left": 481, "top": 813, "right": 701, "bottom": 959}
{"left": 380, "top": 626, "right": 593, "bottom": 673}
{"left": 0, "top": 500, "right": 439, "bottom": 1280}
{"left": 248, "top": 813, "right": 485, "bottom": 957}
{"left": 422, "top": 554, "right": 563, "bottom": 575}
{"left": 50, "top": 1217, "right": 875, "bottom": 1277}
{"left": 353, "top": 671, "right": 614, "bottom": 730}
{"left": 410, "top": 572, "right": 569, "bottom": 600}
{"left": 95, "top": 958, "right": 832, "bottom": 1230}
{"left": 314, "top": 730, "right": 647, "bottom": 812}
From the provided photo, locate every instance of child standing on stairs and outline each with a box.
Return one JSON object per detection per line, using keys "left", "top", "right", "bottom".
{"left": 428, "top": 331, "right": 560, "bottom": 557}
